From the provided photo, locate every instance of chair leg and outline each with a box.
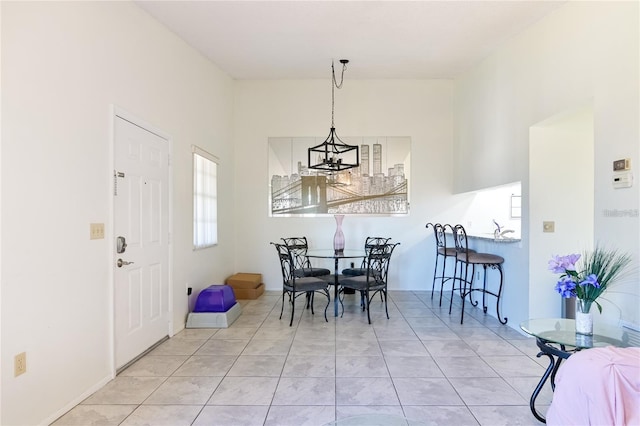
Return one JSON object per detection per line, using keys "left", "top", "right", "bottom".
{"left": 279, "top": 290, "right": 286, "bottom": 320}
{"left": 431, "top": 253, "right": 440, "bottom": 299}
{"left": 449, "top": 260, "right": 459, "bottom": 315}
{"left": 495, "top": 265, "right": 508, "bottom": 324}
{"left": 438, "top": 255, "right": 449, "bottom": 307}
{"left": 469, "top": 264, "right": 478, "bottom": 307}
{"left": 322, "top": 289, "right": 330, "bottom": 322}
{"left": 289, "top": 293, "right": 295, "bottom": 327}
{"left": 460, "top": 262, "right": 471, "bottom": 324}
{"left": 383, "top": 289, "right": 389, "bottom": 319}
{"left": 365, "top": 290, "right": 372, "bottom": 324}
{"left": 482, "top": 265, "right": 488, "bottom": 313}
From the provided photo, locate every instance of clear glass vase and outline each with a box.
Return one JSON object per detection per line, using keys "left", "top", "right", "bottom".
{"left": 333, "top": 214, "right": 345, "bottom": 252}
{"left": 575, "top": 299, "right": 593, "bottom": 336}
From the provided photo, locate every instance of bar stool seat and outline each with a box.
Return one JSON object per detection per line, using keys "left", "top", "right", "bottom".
{"left": 464, "top": 252, "right": 504, "bottom": 265}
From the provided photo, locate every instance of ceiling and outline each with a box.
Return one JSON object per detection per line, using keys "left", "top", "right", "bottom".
{"left": 135, "top": 1, "right": 565, "bottom": 80}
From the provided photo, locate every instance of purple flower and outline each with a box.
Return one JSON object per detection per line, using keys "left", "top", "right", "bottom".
{"left": 548, "top": 254, "right": 581, "bottom": 273}
{"left": 555, "top": 276, "right": 577, "bottom": 298}
{"left": 579, "top": 274, "right": 601, "bottom": 288}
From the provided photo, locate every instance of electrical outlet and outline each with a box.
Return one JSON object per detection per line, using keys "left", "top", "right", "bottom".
{"left": 90, "top": 223, "right": 105, "bottom": 240}
{"left": 14, "top": 352, "right": 26, "bottom": 377}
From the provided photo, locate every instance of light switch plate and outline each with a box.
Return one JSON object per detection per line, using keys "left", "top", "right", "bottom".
{"left": 90, "top": 223, "right": 105, "bottom": 240}
{"left": 543, "top": 221, "right": 555, "bottom": 233}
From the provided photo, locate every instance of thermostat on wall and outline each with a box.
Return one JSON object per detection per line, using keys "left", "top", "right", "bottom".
{"left": 612, "top": 172, "right": 633, "bottom": 189}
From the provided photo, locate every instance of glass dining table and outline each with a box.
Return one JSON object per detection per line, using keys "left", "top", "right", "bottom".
{"left": 306, "top": 249, "right": 367, "bottom": 317}
{"left": 520, "top": 318, "right": 640, "bottom": 423}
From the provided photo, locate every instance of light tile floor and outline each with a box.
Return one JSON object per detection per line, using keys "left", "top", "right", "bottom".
{"left": 53, "top": 291, "right": 552, "bottom": 426}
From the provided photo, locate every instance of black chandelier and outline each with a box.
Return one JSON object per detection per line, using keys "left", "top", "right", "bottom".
{"left": 308, "top": 59, "right": 360, "bottom": 173}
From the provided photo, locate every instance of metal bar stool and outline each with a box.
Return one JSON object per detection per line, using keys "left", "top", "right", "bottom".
{"left": 426, "top": 223, "right": 474, "bottom": 307}
{"left": 450, "top": 224, "right": 508, "bottom": 325}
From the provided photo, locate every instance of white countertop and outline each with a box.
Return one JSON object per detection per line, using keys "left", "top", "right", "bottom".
{"left": 467, "top": 232, "right": 521, "bottom": 243}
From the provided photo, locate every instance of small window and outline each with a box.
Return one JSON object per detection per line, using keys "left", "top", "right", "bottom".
{"left": 511, "top": 194, "right": 522, "bottom": 219}
{"left": 193, "top": 146, "right": 218, "bottom": 249}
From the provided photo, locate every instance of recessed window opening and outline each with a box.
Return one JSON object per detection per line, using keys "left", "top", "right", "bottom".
{"left": 193, "top": 146, "right": 218, "bottom": 249}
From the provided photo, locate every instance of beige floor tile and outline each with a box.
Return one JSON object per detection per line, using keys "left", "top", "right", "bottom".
{"left": 56, "top": 292, "right": 543, "bottom": 425}
{"left": 119, "top": 405, "right": 201, "bottom": 426}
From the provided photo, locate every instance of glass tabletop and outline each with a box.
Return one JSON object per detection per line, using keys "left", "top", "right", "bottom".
{"left": 306, "top": 249, "right": 366, "bottom": 259}
{"left": 520, "top": 318, "right": 640, "bottom": 349}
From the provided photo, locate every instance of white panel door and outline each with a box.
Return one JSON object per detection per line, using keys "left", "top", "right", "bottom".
{"left": 114, "top": 116, "right": 170, "bottom": 369}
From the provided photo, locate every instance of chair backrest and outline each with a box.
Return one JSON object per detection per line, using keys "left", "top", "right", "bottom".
{"left": 426, "top": 222, "right": 448, "bottom": 250}
{"left": 365, "top": 242, "right": 400, "bottom": 286}
{"left": 280, "top": 237, "right": 312, "bottom": 270}
{"left": 271, "top": 242, "right": 296, "bottom": 289}
{"left": 452, "top": 224, "right": 470, "bottom": 260}
{"left": 364, "top": 237, "right": 392, "bottom": 253}
{"left": 361, "top": 237, "right": 392, "bottom": 267}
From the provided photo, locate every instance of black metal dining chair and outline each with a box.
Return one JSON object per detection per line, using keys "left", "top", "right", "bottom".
{"left": 271, "top": 243, "right": 331, "bottom": 326}
{"left": 341, "top": 236, "right": 391, "bottom": 303}
{"left": 339, "top": 242, "right": 400, "bottom": 324}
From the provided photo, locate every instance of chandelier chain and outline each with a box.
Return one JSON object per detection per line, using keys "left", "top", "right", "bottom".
{"left": 331, "top": 60, "right": 347, "bottom": 128}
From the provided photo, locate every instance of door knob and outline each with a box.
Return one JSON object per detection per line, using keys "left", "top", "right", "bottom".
{"left": 117, "top": 258, "right": 134, "bottom": 268}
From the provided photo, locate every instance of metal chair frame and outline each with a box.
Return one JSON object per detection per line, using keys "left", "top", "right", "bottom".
{"left": 280, "top": 237, "right": 331, "bottom": 277}
{"left": 339, "top": 242, "right": 400, "bottom": 324}
{"left": 450, "top": 224, "right": 508, "bottom": 325}
{"left": 425, "top": 223, "right": 458, "bottom": 306}
{"left": 342, "top": 236, "right": 392, "bottom": 305}
{"left": 272, "top": 242, "right": 330, "bottom": 326}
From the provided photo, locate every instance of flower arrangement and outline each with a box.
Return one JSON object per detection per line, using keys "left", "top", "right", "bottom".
{"left": 549, "top": 246, "right": 632, "bottom": 314}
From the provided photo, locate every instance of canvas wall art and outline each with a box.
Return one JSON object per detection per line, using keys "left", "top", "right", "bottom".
{"left": 269, "top": 136, "right": 410, "bottom": 216}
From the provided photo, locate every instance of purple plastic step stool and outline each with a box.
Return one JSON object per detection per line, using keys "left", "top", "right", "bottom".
{"left": 193, "top": 285, "right": 237, "bottom": 313}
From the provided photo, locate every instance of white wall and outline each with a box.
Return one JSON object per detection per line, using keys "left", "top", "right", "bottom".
{"left": 454, "top": 2, "right": 639, "bottom": 327}
{"left": 1, "top": 2, "right": 235, "bottom": 425}
{"left": 530, "top": 106, "right": 594, "bottom": 319}
{"left": 233, "top": 80, "right": 454, "bottom": 293}
{"left": 461, "top": 182, "right": 522, "bottom": 238}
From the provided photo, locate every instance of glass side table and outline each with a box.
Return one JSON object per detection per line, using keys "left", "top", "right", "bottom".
{"left": 520, "top": 318, "right": 639, "bottom": 423}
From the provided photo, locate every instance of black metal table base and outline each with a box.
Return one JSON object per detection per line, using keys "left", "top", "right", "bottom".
{"left": 530, "top": 338, "right": 574, "bottom": 423}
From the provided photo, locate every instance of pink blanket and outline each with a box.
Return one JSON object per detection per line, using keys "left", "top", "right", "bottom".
{"left": 546, "top": 346, "right": 640, "bottom": 426}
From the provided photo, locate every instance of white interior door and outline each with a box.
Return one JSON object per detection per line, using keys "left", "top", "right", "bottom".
{"left": 114, "top": 115, "right": 171, "bottom": 369}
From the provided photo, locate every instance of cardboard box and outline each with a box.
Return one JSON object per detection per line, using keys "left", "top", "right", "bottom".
{"left": 232, "top": 282, "right": 265, "bottom": 300}
{"left": 225, "top": 273, "right": 264, "bottom": 299}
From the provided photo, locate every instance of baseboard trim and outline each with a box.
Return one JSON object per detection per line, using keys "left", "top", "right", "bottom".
{"left": 42, "top": 373, "right": 114, "bottom": 426}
